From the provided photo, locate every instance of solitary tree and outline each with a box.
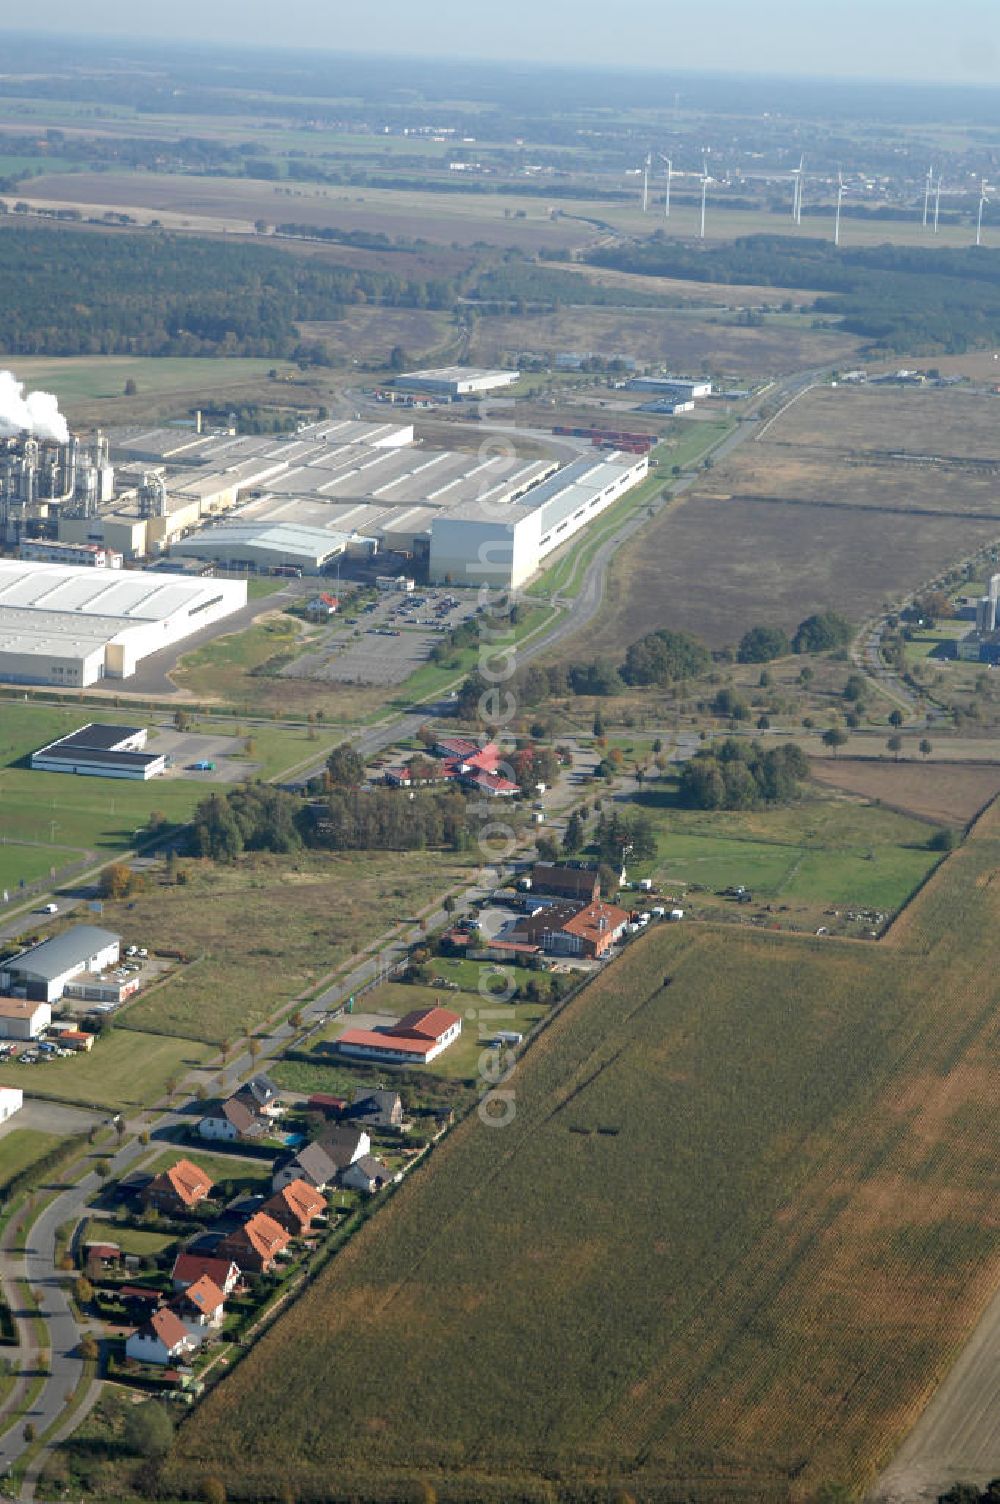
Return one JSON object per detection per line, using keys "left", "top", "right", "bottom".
{"left": 888, "top": 708, "right": 905, "bottom": 729}
{"left": 887, "top": 734, "right": 903, "bottom": 761}
{"left": 919, "top": 738, "right": 933, "bottom": 759}
{"left": 124, "top": 1399, "right": 174, "bottom": 1459}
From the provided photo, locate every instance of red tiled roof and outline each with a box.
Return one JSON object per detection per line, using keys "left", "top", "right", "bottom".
{"left": 149, "top": 1158, "right": 213, "bottom": 1208}
{"left": 265, "top": 1178, "right": 325, "bottom": 1228}
{"left": 561, "top": 901, "right": 629, "bottom": 944}
{"left": 172, "top": 1252, "right": 239, "bottom": 1289}
{"left": 336, "top": 1028, "right": 434, "bottom": 1057}
{"left": 231, "top": 1211, "right": 290, "bottom": 1261}
{"left": 178, "top": 1275, "right": 224, "bottom": 1316}
{"left": 145, "top": 1307, "right": 191, "bottom": 1351}
{"left": 393, "top": 1006, "right": 461, "bottom": 1042}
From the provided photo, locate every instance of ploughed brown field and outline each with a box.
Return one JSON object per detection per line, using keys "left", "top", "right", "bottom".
{"left": 810, "top": 757, "right": 1000, "bottom": 825}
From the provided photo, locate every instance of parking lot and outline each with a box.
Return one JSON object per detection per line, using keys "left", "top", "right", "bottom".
{"left": 282, "top": 589, "right": 478, "bottom": 687}
{"left": 0, "top": 1096, "right": 104, "bottom": 1138}
{"left": 144, "top": 727, "right": 259, "bottom": 783}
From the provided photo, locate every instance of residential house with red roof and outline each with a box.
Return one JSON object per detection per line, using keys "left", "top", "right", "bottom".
{"left": 171, "top": 1252, "right": 241, "bottom": 1296}
{"left": 262, "top": 1178, "right": 327, "bottom": 1237}
{"left": 217, "top": 1211, "right": 291, "bottom": 1274}
{"left": 141, "top": 1158, "right": 214, "bottom": 1216}
{"left": 125, "top": 1308, "right": 199, "bottom": 1367}
{"left": 173, "top": 1275, "right": 225, "bottom": 1331}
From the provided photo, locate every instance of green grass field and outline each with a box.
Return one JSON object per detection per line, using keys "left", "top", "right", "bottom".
{"left": 0, "top": 1129, "right": 62, "bottom": 1189}
{"left": 164, "top": 800, "right": 1000, "bottom": 1503}
{"left": 0, "top": 842, "right": 80, "bottom": 891}
{"left": 81, "top": 1217, "right": 178, "bottom": 1259}
{"left": 0, "top": 768, "right": 204, "bottom": 856}
{"left": 1, "top": 356, "right": 297, "bottom": 407}
{"left": 0, "top": 1033, "right": 211, "bottom": 1111}
{"left": 620, "top": 785, "right": 943, "bottom": 918}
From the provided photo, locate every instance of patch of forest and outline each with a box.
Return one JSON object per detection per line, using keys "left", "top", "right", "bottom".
{"left": 0, "top": 222, "right": 463, "bottom": 358}
{"left": 587, "top": 233, "right": 1000, "bottom": 352}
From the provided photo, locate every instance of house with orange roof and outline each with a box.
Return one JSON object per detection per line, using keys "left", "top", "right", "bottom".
{"left": 141, "top": 1158, "right": 214, "bottom": 1216}
{"left": 173, "top": 1275, "right": 225, "bottom": 1331}
{"left": 125, "top": 1307, "right": 199, "bottom": 1367}
{"left": 262, "top": 1178, "right": 327, "bottom": 1237}
{"left": 217, "top": 1211, "right": 291, "bottom": 1274}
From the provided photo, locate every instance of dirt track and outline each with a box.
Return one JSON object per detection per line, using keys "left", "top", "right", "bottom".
{"left": 870, "top": 1279, "right": 1000, "bottom": 1501}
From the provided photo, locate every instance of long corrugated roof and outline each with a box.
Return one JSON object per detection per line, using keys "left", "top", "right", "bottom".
{"left": 5, "top": 925, "right": 119, "bottom": 982}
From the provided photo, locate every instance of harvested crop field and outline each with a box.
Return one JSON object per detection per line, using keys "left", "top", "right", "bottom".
{"left": 810, "top": 757, "right": 1000, "bottom": 825}
{"left": 21, "top": 172, "right": 596, "bottom": 251}
{"left": 567, "top": 491, "right": 1000, "bottom": 655}
{"left": 764, "top": 385, "right": 1000, "bottom": 462}
{"left": 163, "top": 801, "right": 1000, "bottom": 1504}
{"left": 469, "top": 305, "right": 861, "bottom": 378}
{"left": 727, "top": 448, "right": 1000, "bottom": 518}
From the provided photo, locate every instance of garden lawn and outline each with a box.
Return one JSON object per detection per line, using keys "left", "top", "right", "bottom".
{"left": 81, "top": 1218, "right": 179, "bottom": 1258}
{"left": 139, "top": 1147, "right": 273, "bottom": 1191}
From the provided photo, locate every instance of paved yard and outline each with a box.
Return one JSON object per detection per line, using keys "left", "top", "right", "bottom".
{"left": 0, "top": 1097, "right": 105, "bottom": 1139}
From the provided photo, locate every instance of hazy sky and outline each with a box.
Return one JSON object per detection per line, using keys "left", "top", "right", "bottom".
{"left": 15, "top": 0, "right": 1000, "bottom": 83}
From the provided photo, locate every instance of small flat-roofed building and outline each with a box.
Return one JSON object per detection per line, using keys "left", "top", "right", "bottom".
{"left": 0, "top": 925, "right": 121, "bottom": 1004}
{"left": 0, "top": 998, "right": 51, "bottom": 1039}
{"left": 31, "top": 723, "right": 165, "bottom": 781}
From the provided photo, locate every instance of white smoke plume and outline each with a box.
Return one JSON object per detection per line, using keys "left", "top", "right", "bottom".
{"left": 0, "top": 370, "right": 70, "bottom": 444}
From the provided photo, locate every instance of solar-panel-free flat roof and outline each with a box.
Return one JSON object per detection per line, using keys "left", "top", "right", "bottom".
{"left": 35, "top": 744, "right": 160, "bottom": 771}
{"left": 56, "top": 723, "right": 143, "bottom": 752}
{"left": 5, "top": 926, "right": 120, "bottom": 982}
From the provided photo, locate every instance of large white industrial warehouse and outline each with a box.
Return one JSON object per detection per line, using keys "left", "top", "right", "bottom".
{"left": 0, "top": 412, "right": 652, "bottom": 596}
{"left": 0, "top": 559, "right": 247, "bottom": 687}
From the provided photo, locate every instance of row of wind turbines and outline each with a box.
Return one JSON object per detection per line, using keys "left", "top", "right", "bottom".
{"left": 636, "top": 151, "right": 993, "bottom": 246}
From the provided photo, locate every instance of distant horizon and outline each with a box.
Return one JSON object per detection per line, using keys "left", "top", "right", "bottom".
{"left": 4, "top": 0, "right": 1000, "bottom": 87}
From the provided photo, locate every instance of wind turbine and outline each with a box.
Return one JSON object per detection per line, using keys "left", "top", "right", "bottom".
{"left": 834, "top": 170, "right": 845, "bottom": 247}
{"left": 922, "top": 165, "right": 934, "bottom": 228}
{"left": 699, "top": 156, "right": 712, "bottom": 240}
{"left": 977, "top": 179, "right": 991, "bottom": 247}
{"left": 933, "top": 175, "right": 942, "bottom": 234}
{"left": 658, "top": 153, "right": 673, "bottom": 218}
{"left": 641, "top": 152, "right": 651, "bottom": 213}
{"left": 790, "top": 154, "right": 804, "bottom": 224}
